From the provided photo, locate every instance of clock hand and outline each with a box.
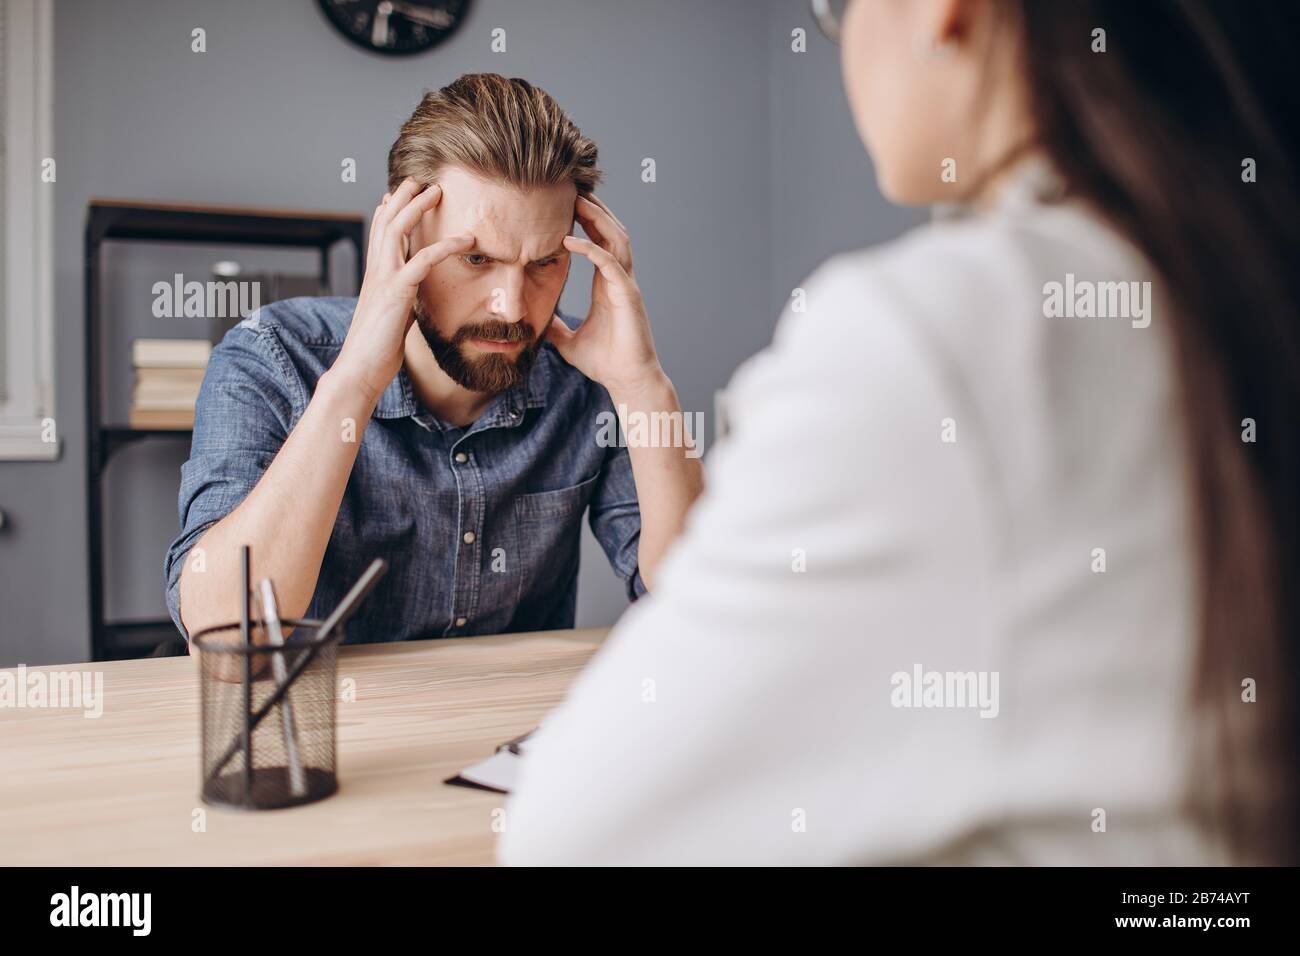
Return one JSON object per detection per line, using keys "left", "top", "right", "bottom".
{"left": 372, "top": 1, "right": 392, "bottom": 47}
{"left": 388, "top": 0, "right": 454, "bottom": 29}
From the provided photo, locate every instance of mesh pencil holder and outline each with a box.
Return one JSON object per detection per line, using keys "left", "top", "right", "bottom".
{"left": 191, "top": 618, "right": 339, "bottom": 811}
{"left": 189, "top": 551, "right": 386, "bottom": 811}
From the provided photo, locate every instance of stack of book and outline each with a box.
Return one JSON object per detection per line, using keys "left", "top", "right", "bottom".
{"left": 129, "top": 338, "right": 212, "bottom": 429}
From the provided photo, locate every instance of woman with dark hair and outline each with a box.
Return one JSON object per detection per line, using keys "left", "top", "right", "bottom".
{"left": 501, "top": 0, "right": 1299, "bottom": 864}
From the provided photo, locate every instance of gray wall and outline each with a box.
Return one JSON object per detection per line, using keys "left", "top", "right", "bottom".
{"left": 767, "top": 5, "right": 924, "bottom": 307}
{"left": 0, "top": 0, "right": 920, "bottom": 666}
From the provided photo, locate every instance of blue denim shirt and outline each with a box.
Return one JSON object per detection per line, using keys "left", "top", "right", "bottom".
{"left": 164, "top": 296, "right": 645, "bottom": 644}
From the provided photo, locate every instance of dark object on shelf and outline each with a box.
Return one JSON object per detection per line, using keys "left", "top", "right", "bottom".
{"left": 148, "top": 637, "right": 189, "bottom": 658}
{"left": 207, "top": 266, "right": 327, "bottom": 346}
{"left": 85, "top": 199, "right": 365, "bottom": 662}
{"left": 191, "top": 555, "right": 387, "bottom": 811}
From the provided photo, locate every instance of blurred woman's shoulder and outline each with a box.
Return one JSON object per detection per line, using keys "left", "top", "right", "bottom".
{"left": 779, "top": 187, "right": 1176, "bottom": 440}
{"left": 804, "top": 191, "right": 1157, "bottom": 346}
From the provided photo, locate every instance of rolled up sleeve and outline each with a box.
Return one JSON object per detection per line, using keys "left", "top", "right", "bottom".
{"left": 163, "top": 318, "right": 297, "bottom": 640}
{"left": 587, "top": 440, "right": 647, "bottom": 602}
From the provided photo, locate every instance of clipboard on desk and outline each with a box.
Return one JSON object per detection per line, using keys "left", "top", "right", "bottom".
{"left": 443, "top": 728, "right": 535, "bottom": 794}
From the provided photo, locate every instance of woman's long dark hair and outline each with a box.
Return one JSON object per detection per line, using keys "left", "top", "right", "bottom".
{"left": 1008, "top": 0, "right": 1299, "bottom": 862}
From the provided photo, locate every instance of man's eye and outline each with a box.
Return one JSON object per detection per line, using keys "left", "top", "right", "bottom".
{"left": 462, "top": 254, "right": 489, "bottom": 266}
{"left": 532, "top": 257, "right": 559, "bottom": 268}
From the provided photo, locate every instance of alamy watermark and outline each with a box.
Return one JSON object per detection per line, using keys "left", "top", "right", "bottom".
{"left": 596, "top": 406, "right": 704, "bottom": 459}
{"left": 0, "top": 665, "right": 104, "bottom": 718}
{"left": 151, "top": 273, "right": 261, "bottom": 320}
{"left": 1042, "top": 273, "right": 1151, "bottom": 328}
{"left": 890, "top": 663, "right": 999, "bottom": 718}
{"left": 50, "top": 886, "right": 150, "bottom": 936}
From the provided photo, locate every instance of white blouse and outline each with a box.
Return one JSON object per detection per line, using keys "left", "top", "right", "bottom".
{"left": 499, "top": 168, "right": 1228, "bottom": 866}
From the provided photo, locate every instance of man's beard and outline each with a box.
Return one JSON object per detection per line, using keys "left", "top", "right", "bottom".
{"left": 412, "top": 299, "right": 542, "bottom": 394}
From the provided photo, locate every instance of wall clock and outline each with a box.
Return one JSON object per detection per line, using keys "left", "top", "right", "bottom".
{"left": 318, "top": 0, "right": 472, "bottom": 56}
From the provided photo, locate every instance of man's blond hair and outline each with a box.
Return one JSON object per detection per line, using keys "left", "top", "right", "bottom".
{"left": 387, "top": 73, "right": 602, "bottom": 194}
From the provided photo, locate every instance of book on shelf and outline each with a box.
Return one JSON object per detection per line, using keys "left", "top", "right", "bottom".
{"left": 132, "top": 366, "right": 206, "bottom": 388}
{"left": 130, "top": 393, "right": 200, "bottom": 412}
{"left": 127, "top": 408, "right": 195, "bottom": 429}
{"left": 128, "top": 338, "right": 211, "bottom": 430}
{"left": 131, "top": 338, "right": 212, "bottom": 369}
{"left": 133, "top": 371, "right": 206, "bottom": 404}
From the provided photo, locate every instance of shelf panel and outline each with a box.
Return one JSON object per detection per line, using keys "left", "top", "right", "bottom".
{"left": 88, "top": 199, "right": 364, "bottom": 248}
{"left": 102, "top": 426, "right": 193, "bottom": 437}
{"left": 97, "top": 426, "right": 193, "bottom": 465}
{"left": 85, "top": 200, "right": 363, "bottom": 664}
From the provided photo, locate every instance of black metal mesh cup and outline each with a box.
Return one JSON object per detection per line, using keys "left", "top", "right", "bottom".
{"left": 192, "top": 618, "right": 339, "bottom": 810}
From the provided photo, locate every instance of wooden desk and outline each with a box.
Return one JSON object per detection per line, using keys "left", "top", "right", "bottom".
{"left": 0, "top": 628, "right": 606, "bottom": 865}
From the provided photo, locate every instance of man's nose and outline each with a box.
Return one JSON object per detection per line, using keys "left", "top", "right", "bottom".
{"left": 488, "top": 272, "right": 528, "bottom": 323}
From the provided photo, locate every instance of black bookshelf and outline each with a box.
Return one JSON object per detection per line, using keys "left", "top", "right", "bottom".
{"left": 84, "top": 200, "right": 364, "bottom": 661}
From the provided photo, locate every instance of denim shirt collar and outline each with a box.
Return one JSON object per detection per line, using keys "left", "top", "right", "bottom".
{"left": 372, "top": 328, "right": 557, "bottom": 431}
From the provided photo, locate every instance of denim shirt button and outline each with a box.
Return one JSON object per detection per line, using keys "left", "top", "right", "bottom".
{"left": 454, "top": 451, "right": 469, "bottom": 464}
{"left": 462, "top": 531, "right": 476, "bottom": 544}
{"left": 455, "top": 616, "right": 467, "bottom": 628}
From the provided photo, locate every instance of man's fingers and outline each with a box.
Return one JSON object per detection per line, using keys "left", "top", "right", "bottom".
{"left": 584, "top": 192, "right": 627, "bottom": 233}
{"left": 575, "top": 195, "right": 632, "bottom": 273}
{"left": 367, "top": 201, "right": 385, "bottom": 263}
{"left": 383, "top": 183, "right": 443, "bottom": 264}
{"left": 563, "top": 234, "right": 632, "bottom": 288}
{"left": 373, "top": 177, "right": 421, "bottom": 234}
{"left": 395, "top": 233, "right": 474, "bottom": 285}
{"left": 367, "top": 179, "right": 422, "bottom": 267}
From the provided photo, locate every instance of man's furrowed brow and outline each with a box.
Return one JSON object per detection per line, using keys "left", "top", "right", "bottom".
{"left": 533, "top": 243, "right": 569, "bottom": 261}
{"left": 467, "top": 239, "right": 569, "bottom": 263}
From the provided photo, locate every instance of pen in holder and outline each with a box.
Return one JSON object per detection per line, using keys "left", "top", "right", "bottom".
{"left": 190, "top": 550, "right": 387, "bottom": 810}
